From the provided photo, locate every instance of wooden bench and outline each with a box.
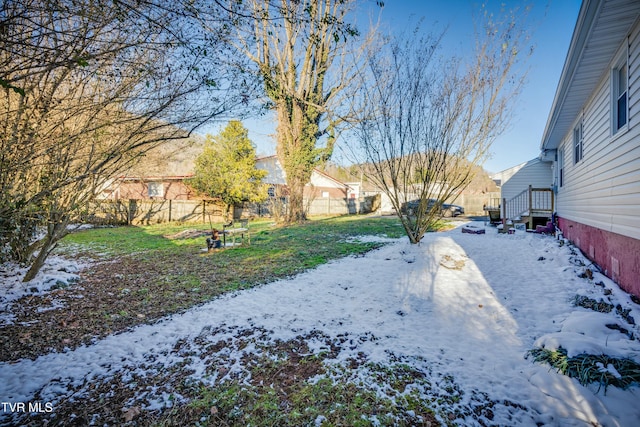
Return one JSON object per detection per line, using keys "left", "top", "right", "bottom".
{"left": 222, "top": 219, "right": 250, "bottom": 247}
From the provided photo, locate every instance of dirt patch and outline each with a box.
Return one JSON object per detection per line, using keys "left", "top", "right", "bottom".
{"left": 9, "top": 330, "right": 446, "bottom": 427}
{"left": 0, "top": 252, "right": 228, "bottom": 361}
{"left": 439, "top": 254, "right": 466, "bottom": 270}
{"left": 164, "top": 229, "right": 210, "bottom": 240}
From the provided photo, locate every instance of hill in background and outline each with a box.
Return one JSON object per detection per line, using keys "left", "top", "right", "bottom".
{"left": 122, "top": 135, "right": 205, "bottom": 177}
{"left": 125, "top": 138, "right": 499, "bottom": 200}
{"left": 321, "top": 162, "right": 499, "bottom": 195}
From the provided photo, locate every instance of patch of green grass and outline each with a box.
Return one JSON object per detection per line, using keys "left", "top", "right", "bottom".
{"left": 4, "top": 215, "right": 459, "bottom": 366}
{"left": 60, "top": 217, "right": 406, "bottom": 290}
{"left": 61, "top": 225, "right": 176, "bottom": 255}
{"left": 529, "top": 347, "right": 640, "bottom": 392}
{"left": 157, "top": 360, "right": 440, "bottom": 426}
{"left": 10, "top": 216, "right": 440, "bottom": 361}
{"left": 61, "top": 216, "right": 405, "bottom": 256}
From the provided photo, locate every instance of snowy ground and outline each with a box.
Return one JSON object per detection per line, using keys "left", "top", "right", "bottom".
{"left": 1, "top": 220, "right": 639, "bottom": 426}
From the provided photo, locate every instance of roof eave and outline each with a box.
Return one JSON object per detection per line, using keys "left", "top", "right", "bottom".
{"left": 541, "top": 0, "right": 640, "bottom": 151}
{"left": 540, "top": 0, "right": 600, "bottom": 151}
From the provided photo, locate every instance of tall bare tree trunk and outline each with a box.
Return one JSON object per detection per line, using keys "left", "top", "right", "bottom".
{"left": 230, "top": 0, "right": 367, "bottom": 223}
{"left": 23, "top": 220, "right": 69, "bottom": 282}
{"left": 275, "top": 100, "right": 318, "bottom": 222}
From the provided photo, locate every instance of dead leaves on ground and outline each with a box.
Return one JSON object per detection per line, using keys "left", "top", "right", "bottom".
{"left": 440, "top": 254, "right": 467, "bottom": 270}
{"left": 1, "top": 251, "right": 227, "bottom": 361}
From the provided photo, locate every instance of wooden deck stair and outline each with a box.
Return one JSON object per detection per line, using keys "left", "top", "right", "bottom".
{"left": 503, "top": 186, "right": 554, "bottom": 230}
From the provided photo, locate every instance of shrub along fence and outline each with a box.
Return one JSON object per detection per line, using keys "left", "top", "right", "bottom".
{"left": 88, "top": 194, "right": 381, "bottom": 225}
{"left": 88, "top": 200, "right": 226, "bottom": 225}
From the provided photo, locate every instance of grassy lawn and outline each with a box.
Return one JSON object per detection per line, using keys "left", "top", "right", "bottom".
{"left": 3, "top": 215, "right": 413, "bottom": 361}
{"left": 5, "top": 215, "right": 467, "bottom": 426}
{"left": 62, "top": 215, "right": 408, "bottom": 281}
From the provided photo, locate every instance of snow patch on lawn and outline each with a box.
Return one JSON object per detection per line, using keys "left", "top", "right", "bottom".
{"left": 343, "top": 234, "right": 399, "bottom": 243}
{"left": 1, "top": 221, "right": 639, "bottom": 426}
{"left": 0, "top": 256, "right": 87, "bottom": 325}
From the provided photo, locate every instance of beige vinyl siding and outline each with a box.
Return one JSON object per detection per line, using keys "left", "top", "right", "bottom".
{"left": 501, "top": 159, "right": 552, "bottom": 202}
{"left": 557, "top": 19, "right": 640, "bottom": 240}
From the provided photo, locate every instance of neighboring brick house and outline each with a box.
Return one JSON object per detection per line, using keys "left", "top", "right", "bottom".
{"left": 96, "top": 175, "right": 225, "bottom": 224}
{"left": 101, "top": 175, "right": 200, "bottom": 201}
{"left": 98, "top": 156, "right": 354, "bottom": 220}
{"left": 255, "top": 155, "right": 350, "bottom": 200}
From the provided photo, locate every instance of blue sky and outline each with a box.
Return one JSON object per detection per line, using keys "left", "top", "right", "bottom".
{"left": 203, "top": 0, "right": 582, "bottom": 174}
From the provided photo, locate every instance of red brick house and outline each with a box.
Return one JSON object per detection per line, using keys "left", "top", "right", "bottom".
{"left": 101, "top": 175, "right": 200, "bottom": 201}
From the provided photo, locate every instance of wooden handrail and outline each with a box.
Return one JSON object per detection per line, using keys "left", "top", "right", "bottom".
{"left": 503, "top": 186, "right": 554, "bottom": 223}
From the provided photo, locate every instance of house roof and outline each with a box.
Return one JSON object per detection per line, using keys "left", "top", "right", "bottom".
{"left": 311, "top": 168, "right": 351, "bottom": 189}
{"left": 255, "top": 155, "right": 350, "bottom": 189}
{"left": 541, "top": 0, "right": 640, "bottom": 151}
{"left": 491, "top": 157, "right": 541, "bottom": 184}
{"left": 117, "top": 175, "right": 195, "bottom": 182}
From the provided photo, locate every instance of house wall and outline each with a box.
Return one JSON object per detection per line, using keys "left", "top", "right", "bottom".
{"left": 111, "top": 179, "right": 197, "bottom": 201}
{"left": 500, "top": 159, "right": 553, "bottom": 202}
{"left": 308, "top": 171, "right": 345, "bottom": 190}
{"left": 255, "top": 156, "right": 287, "bottom": 185}
{"left": 304, "top": 185, "right": 348, "bottom": 199}
{"left": 256, "top": 155, "right": 350, "bottom": 201}
{"left": 555, "top": 19, "right": 640, "bottom": 296}
{"left": 491, "top": 161, "right": 526, "bottom": 188}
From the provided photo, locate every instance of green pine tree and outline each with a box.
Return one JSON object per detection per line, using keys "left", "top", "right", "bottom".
{"left": 189, "top": 121, "right": 268, "bottom": 219}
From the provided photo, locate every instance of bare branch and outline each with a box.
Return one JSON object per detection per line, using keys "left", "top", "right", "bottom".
{"left": 345, "top": 6, "right": 530, "bottom": 243}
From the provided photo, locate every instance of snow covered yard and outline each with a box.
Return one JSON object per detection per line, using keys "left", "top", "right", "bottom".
{"left": 1, "top": 220, "right": 639, "bottom": 426}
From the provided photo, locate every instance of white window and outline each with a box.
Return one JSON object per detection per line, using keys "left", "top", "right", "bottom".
{"left": 612, "top": 45, "right": 629, "bottom": 134}
{"left": 573, "top": 120, "right": 583, "bottom": 164}
{"left": 148, "top": 182, "right": 164, "bottom": 198}
{"left": 321, "top": 191, "right": 330, "bottom": 198}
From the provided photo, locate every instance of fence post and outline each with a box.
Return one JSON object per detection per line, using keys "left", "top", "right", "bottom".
{"left": 528, "top": 185, "right": 533, "bottom": 229}
{"left": 128, "top": 199, "right": 135, "bottom": 225}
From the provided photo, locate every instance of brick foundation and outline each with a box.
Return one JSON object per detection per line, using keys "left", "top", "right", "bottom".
{"left": 558, "top": 217, "right": 640, "bottom": 298}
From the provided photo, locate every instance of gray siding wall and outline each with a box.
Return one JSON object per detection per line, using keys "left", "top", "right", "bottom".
{"left": 501, "top": 159, "right": 553, "bottom": 202}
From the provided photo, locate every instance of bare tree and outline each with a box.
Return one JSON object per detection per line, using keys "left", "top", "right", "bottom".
{"left": 347, "top": 8, "right": 530, "bottom": 243}
{"left": 225, "top": 0, "right": 374, "bottom": 223}
{"left": 0, "top": 0, "right": 247, "bottom": 280}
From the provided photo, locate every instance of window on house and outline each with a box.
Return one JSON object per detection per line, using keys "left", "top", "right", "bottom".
{"left": 612, "top": 48, "right": 628, "bottom": 134}
{"left": 268, "top": 186, "right": 275, "bottom": 197}
{"left": 573, "top": 120, "right": 583, "bottom": 164}
{"left": 148, "top": 182, "right": 164, "bottom": 198}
